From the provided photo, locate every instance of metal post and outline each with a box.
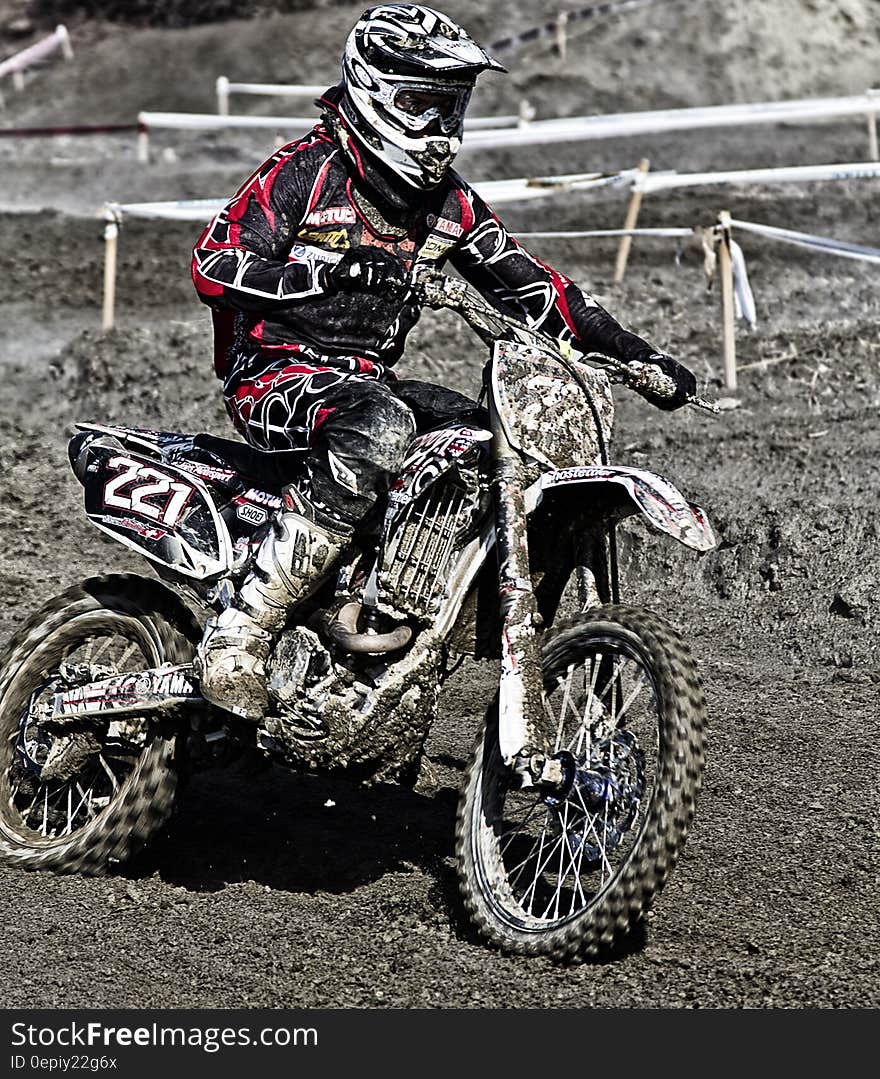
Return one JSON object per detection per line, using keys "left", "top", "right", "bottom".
{"left": 718, "top": 210, "right": 737, "bottom": 392}
{"left": 102, "top": 217, "right": 119, "bottom": 333}
{"left": 613, "top": 158, "right": 650, "bottom": 285}
{"left": 216, "top": 75, "right": 230, "bottom": 116}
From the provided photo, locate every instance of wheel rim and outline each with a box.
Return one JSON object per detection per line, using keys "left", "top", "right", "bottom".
{"left": 473, "top": 632, "right": 660, "bottom": 932}
{"left": 0, "top": 611, "right": 162, "bottom": 847}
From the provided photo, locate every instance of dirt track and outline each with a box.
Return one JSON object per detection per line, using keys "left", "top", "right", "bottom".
{"left": 1, "top": 1, "right": 879, "bottom": 1008}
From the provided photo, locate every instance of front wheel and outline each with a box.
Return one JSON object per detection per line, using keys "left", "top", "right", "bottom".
{"left": 0, "top": 575, "right": 199, "bottom": 875}
{"left": 456, "top": 605, "right": 706, "bottom": 961}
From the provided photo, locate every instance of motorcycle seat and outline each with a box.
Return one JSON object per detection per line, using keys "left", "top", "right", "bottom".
{"left": 190, "top": 433, "right": 306, "bottom": 493}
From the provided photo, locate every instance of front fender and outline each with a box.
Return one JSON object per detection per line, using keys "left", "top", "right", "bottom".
{"left": 533, "top": 464, "right": 716, "bottom": 552}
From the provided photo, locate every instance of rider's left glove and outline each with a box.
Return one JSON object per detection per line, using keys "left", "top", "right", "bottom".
{"left": 637, "top": 353, "right": 697, "bottom": 411}
{"left": 320, "top": 248, "right": 406, "bottom": 297}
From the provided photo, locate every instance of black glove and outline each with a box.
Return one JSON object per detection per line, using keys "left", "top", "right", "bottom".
{"left": 320, "top": 248, "right": 406, "bottom": 296}
{"left": 635, "top": 352, "right": 697, "bottom": 411}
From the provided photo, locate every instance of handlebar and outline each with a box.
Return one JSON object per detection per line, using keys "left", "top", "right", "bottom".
{"left": 408, "top": 267, "right": 719, "bottom": 415}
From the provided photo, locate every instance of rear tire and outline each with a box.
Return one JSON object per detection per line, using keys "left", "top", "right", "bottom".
{"left": 0, "top": 575, "right": 199, "bottom": 875}
{"left": 456, "top": 605, "right": 706, "bottom": 961}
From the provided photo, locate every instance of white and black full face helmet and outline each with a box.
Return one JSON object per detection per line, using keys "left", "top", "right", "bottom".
{"left": 340, "top": 4, "right": 505, "bottom": 190}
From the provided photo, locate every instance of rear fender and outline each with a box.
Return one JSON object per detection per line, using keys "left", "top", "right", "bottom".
{"left": 534, "top": 464, "right": 716, "bottom": 552}
{"left": 77, "top": 440, "right": 234, "bottom": 579}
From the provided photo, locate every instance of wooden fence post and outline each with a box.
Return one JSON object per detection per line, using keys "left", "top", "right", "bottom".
{"left": 556, "top": 12, "right": 568, "bottom": 66}
{"left": 58, "top": 25, "right": 74, "bottom": 60}
{"left": 136, "top": 119, "right": 150, "bottom": 163}
{"left": 613, "top": 158, "right": 650, "bottom": 284}
{"left": 718, "top": 209, "right": 737, "bottom": 392}
{"left": 102, "top": 217, "right": 119, "bottom": 333}
{"left": 868, "top": 110, "right": 879, "bottom": 161}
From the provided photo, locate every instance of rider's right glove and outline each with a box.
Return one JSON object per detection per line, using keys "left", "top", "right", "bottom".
{"left": 319, "top": 248, "right": 406, "bottom": 296}
{"left": 635, "top": 352, "right": 697, "bottom": 411}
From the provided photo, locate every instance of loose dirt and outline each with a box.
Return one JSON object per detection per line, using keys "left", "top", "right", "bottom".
{"left": 0, "top": 1, "right": 878, "bottom": 1008}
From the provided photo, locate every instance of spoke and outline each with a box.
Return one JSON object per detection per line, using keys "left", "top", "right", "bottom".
{"left": 572, "top": 654, "right": 603, "bottom": 756}
{"left": 41, "top": 786, "right": 49, "bottom": 837}
{"left": 520, "top": 825, "right": 553, "bottom": 915}
{"left": 574, "top": 787, "right": 614, "bottom": 880}
{"left": 601, "top": 792, "right": 612, "bottom": 888}
{"left": 519, "top": 825, "right": 568, "bottom": 915}
{"left": 72, "top": 781, "right": 97, "bottom": 822}
{"left": 568, "top": 821, "right": 590, "bottom": 914}
{"left": 609, "top": 658, "right": 619, "bottom": 732}
{"left": 97, "top": 755, "right": 120, "bottom": 793}
{"left": 504, "top": 814, "right": 554, "bottom": 886}
{"left": 65, "top": 784, "right": 73, "bottom": 835}
{"left": 548, "top": 800, "right": 573, "bottom": 921}
{"left": 23, "top": 785, "right": 41, "bottom": 823}
{"left": 553, "top": 667, "right": 575, "bottom": 752}
{"left": 555, "top": 818, "right": 589, "bottom": 918}
{"left": 115, "top": 641, "right": 139, "bottom": 671}
{"left": 615, "top": 671, "right": 648, "bottom": 725}
{"left": 88, "top": 636, "right": 113, "bottom": 665}
{"left": 498, "top": 800, "right": 544, "bottom": 854}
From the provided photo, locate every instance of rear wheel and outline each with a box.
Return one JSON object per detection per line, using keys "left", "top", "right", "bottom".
{"left": 0, "top": 575, "right": 199, "bottom": 874}
{"left": 456, "top": 605, "right": 706, "bottom": 961}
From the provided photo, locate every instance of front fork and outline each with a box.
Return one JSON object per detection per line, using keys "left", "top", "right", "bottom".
{"left": 489, "top": 402, "right": 563, "bottom": 789}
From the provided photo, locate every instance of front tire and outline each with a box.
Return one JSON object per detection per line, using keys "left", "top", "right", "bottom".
{"left": 456, "top": 605, "right": 706, "bottom": 961}
{"left": 0, "top": 575, "right": 199, "bottom": 875}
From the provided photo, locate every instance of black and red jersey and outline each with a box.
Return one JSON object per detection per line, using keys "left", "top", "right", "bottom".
{"left": 192, "top": 112, "right": 661, "bottom": 382}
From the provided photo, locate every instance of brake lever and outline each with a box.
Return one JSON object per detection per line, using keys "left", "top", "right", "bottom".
{"left": 581, "top": 354, "right": 720, "bottom": 415}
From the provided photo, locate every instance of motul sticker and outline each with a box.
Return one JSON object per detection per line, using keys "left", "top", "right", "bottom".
{"left": 304, "top": 206, "right": 356, "bottom": 226}
{"left": 241, "top": 488, "right": 283, "bottom": 510}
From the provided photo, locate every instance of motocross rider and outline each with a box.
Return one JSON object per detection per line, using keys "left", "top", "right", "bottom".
{"left": 191, "top": 3, "right": 697, "bottom": 720}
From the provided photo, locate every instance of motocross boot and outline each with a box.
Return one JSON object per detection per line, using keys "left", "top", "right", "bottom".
{"left": 197, "top": 500, "right": 352, "bottom": 720}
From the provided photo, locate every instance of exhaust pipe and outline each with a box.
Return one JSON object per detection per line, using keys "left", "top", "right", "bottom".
{"left": 312, "top": 602, "right": 412, "bottom": 654}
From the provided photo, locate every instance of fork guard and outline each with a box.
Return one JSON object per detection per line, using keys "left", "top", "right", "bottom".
{"left": 534, "top": 464, "right": 717, "bottom": 553}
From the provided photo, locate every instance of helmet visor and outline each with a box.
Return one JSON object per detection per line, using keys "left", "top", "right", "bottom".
{"left": 391, "top": 83, "right": 471, "bottom": 134}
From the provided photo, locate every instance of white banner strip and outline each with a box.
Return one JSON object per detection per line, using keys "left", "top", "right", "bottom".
{"left": 222, "top": 81, "right": 330, "bottom": 97}
{"left": 460, "top": 92, "right": 880, "bottom": 150}
{"left": 0, "top": 25, "right": 71, "bottom": 79}
{"left": 139, "top": 111, "right": 317, "bottom": 131}
{"left": 141, "top": 109, "right": 520, "bottom": 134}
{"left": 729, "top": 218, "right": 880, "bottom": 264}
{"left": 514, "top": 227, "right": 695, "bottom": 238}
{"left": 638, "top": 160, "right": 880, "bottom": 194}
{"left": 104, "top": 169, "right": 638, "bottom": 222}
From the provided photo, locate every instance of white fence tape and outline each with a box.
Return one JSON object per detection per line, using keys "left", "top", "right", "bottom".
{"left": 638, "top": 160, "right": 880, "bottom": 194}
{"left": 216, "top": 77, "right": 329, "bottom": 113}
{"left": 139, "top": 111, "right": 318, "bottom": 132}
{"left": 460, "top": 92, "right": 880, "bottom": 152}
{"left": 0, "top": 25, "right": 72, "bottom": 79}
{"left": 729, "top": 240, "right": 757, "bottom": 329}
{"left": 137, "top": 109, "right": 524, "bottom": 161}
{"left": 104, "top": 168, "right": 638, "bottom": 222}
{"left": 729, "top": 218, "right": 880, "bottom": 265}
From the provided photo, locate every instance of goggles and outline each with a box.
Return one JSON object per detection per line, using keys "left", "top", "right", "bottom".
{"left": 391, "top": 83, "right": 472, "bottom": 134}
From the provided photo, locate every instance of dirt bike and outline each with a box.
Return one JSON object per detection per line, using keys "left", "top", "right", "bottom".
{"left": 0, "top": 268, "right": 717, "bottom": 961}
